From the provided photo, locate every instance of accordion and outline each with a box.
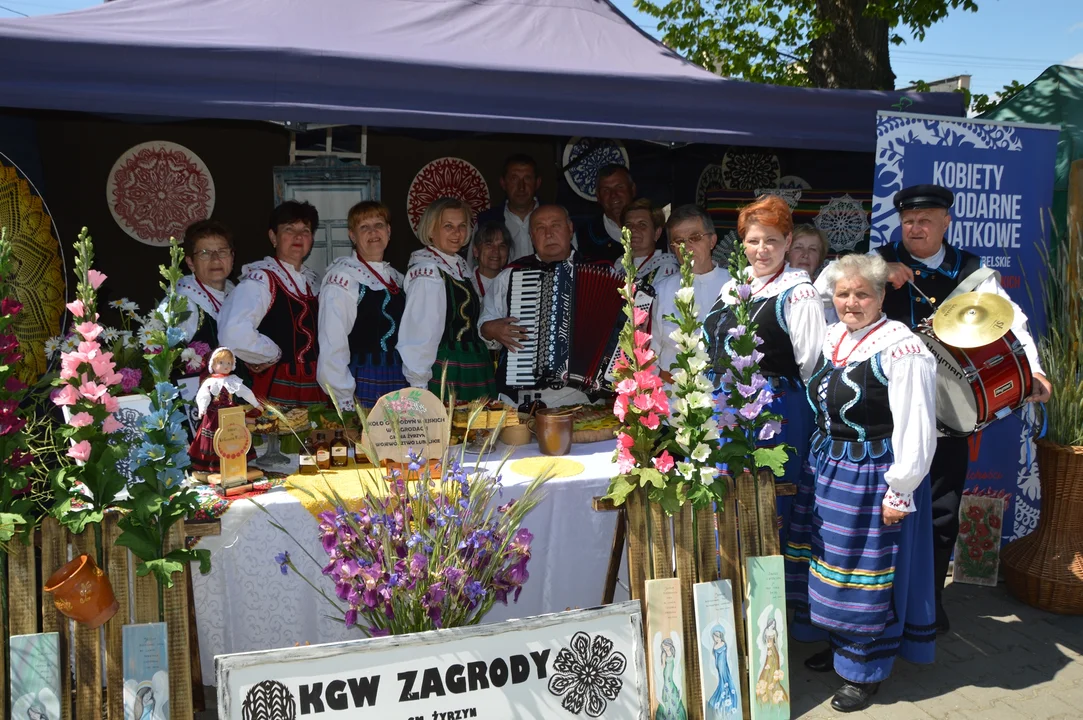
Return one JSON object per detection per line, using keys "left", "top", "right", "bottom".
{"left": 505, "top": 263, "right": 654, "bottom": 393}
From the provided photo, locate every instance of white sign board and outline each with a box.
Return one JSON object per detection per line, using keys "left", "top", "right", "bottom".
{"left": 217, "top": 602, "right": 648, "bottom": 720}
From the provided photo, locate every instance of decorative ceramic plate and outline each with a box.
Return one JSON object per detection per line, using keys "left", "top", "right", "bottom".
{"left": 696, "top": 164, "right": 726, "bottom": 207}
{"left": 107, "top": 141, "right": 215, "bottom": 247}
{"left": 721, "top": 149, "right": 780, "bottom": 190}
{"left": 0, "top": 156, "right": 66, "bottom": 383}
{"left": 407, "top": 157, "right": 490, "bottom": 239}
{"left": 814, "top": 194, "right": 870, "bottom": 252}
{"left": 562, "top": 137, "right": 630, "bottom": 201}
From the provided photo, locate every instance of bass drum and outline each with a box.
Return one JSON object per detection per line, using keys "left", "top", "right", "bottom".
{"left": 914, "top": 323, "right": 1032, "bottom": 436}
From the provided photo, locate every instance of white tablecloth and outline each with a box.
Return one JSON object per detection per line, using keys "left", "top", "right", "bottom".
{"left": 192, "top": 441, "right": 630, "bottom": 685}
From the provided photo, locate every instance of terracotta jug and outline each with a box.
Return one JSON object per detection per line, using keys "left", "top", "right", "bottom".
{"left": 535, "top": 409, "right": 573, "bottom": 456}
{"left": 43, "top": 554, "right": 119, "bottom": 628}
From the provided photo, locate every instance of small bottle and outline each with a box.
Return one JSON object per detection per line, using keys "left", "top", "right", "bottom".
{"left": 517, "top": 392, "right": 533, "bottom": 415}
{"left": 298, "top": 450, "right": 318, "bottom": 475}
{"left": 353, "top": 433, "right": 368, "bottom": 465}
{"left": 314, "top": 431, "right": 331, "bottom": 471}
{"left": 330, "top": 429, "right": 349, "bottom": 468}
{"left": 529, "top": 393, "right": 547, "bottom": 416}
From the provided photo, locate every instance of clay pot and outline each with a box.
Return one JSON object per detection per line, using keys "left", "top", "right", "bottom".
{"left": 535, "top": 409, "right": 573, "bottom": 456}
{"left": 43, "top": 554, "right": 119, "bottom": 628}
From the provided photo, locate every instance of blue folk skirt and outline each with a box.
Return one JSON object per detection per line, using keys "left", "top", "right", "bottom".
{"left": 784, "top": 433, "right": 937, "bottom": 683}
{"left": 350, "top": 351, "right": 408, "bottom": 408}
{"left": 768, "top": 376, "right": 814, "bottom": 547}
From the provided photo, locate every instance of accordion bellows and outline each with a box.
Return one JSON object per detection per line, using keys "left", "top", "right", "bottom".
{"left": 506, "top": 263, "right": 652, "bottom": 393}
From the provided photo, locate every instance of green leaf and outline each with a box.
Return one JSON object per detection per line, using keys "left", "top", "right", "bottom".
{"left": 0, "top": 513, "right": 26, "bottom": 544}
{"left": 114, "top": 526, "right": 162, "bottom": 562}
{"left": 135, "top": 557, "right": 186, "bottom": 588}
{"left": 605, "top": 476, "right": 636, "bottom": 506}
{"left": 753, "top": 446, "right": 791, "bottom": 476}
{"left": 637, "top": 468, "right": 666, "bottom": 490}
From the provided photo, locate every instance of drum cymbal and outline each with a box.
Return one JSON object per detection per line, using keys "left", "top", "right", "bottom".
{"left": 931, "top": 291, "right": 1015, "bottom": 349}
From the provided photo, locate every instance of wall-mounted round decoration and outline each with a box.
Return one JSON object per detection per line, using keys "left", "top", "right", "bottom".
{"left": 778, "top": 175, "right": 811, "bottom": 190}
{"left": 712, "top": 229, "right": 740, "bottom": 267}
{"left": 0, "top": 155, "right": 66, "bottom": 384}
{"left": 107, "top": 141, "right": 215, "bottom": 247}
{"left": 814, "top": 194, "right": 870, "bottom": 252}
{"left": 721, "top": 150, "right": 780, "bottom": 190}
{"left": 407, "top": 157, "right": 490, "bottom": 239}
{"left": 696, "top": 164, "right": 726, "bottom": 207}
{"left": 562, "top": 137, "right": 630, "bottom": 201}
{"left": 754, "top": 187, "right": 803, "bottom": 210}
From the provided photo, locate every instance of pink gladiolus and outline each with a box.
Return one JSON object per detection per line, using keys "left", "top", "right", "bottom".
{"left": 65, "top": 300, "right": 85, "bottom": 317}
{"left": 87, "top": 269, "right": 107, "bottom": 289}
{"left": 633, "top": 370, "right": 662, "bottom": 391}
{"left": 66, "top": 440, "right": 92, "bottom": 463}
{"left": 633, "top": 307, "right": 648, "bottom": 326}
{"left": 615, "top": 378, "right": 637, "bottom": 396}
{"left": 640, "top": 412, "right": 661, "bottom": 430}
{"left": 612, "top": 351, "right": 629, "bottom": 374}
{"left": 652, "top": 450, "right": 675, "bottom": 473}
{"left": 617, "top": 447, "right": 635, "bottom": 474}
{"left": 102, "top": 394, "right": 119, "bottom": 413}
{"left": 77, "top": 340, "right": 102, "bottom": 358}
{"left": 88, "top": 353, "right": 116, "bottom": 378}
{"left": 633, "top": 393, "right": 653, "bottom": 412}
{"left": 614, "top": 393, "right": 629, "bottom": 422}
{"left": 60, "top": 352, "right": 88, "bottom": 377}
{"left": 102, "top": 414, "right": 123, "bottom": 434}
{"left": 68, "top": 412, "right": 94, "bottom": 428}
{"left": 650, "top": 388, "right": 670, "bottom": 415}
{"left": 633, "top": 346, "right": 656, "bottom": 366}
{"left": 634, "top": 330, "right": 651, "bottom": 349}
{"left": 52, "top": 384, "right": 80, "bottom": 407}
{"left": 74, "top": 322, "right": 102, "bottom": 342}
{"left": 77, "top": 381, "right": 108, "bottom": 403}
{"left": 617, "top": 432, "right": 634, "bottom": 449}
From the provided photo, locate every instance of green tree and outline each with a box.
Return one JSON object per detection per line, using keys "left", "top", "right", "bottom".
{"left": 907, "top": 78, "right": 1026, "bottom": 114}
{"left": 635, "top": 0, "right": 980, "bottom": 90}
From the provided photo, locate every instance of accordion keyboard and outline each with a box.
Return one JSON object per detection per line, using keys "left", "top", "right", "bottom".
{"left": 506, "top": 269, "right": 544, "bottom": 388}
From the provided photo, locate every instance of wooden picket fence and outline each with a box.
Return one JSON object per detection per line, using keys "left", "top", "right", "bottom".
{"left": 600, "top": 471, "right": 792, "bottom": 720}
{"left": 0, "top": 514, "right": 206, "bottom": 720}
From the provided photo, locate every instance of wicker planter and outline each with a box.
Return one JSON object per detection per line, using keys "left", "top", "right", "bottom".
{"left": 1001, "top": 441, "right": 1083, "bottom": 614}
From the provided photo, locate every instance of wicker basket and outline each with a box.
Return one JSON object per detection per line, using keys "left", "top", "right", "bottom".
{"left": 1001, "top": 441, "right": 1083, "bottom": 614}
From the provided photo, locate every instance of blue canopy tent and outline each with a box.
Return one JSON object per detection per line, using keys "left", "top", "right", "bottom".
{"left": 0, "top": 0, "right": 963, "bottom": 151}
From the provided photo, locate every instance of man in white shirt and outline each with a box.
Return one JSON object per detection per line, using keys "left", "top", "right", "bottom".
{"left": 473, "top": 154, "right": 540, "bottom": 263}
{"left": 650, "top": 204, "right": 731, "bottom": 384}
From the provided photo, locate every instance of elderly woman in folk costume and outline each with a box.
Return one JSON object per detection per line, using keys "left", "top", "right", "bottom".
{"left": 787, "top": 224, "right": 830, "bottom": 281}
{"left": 317, "top": 201, "right": 407, "bottom": 410}
{"left": 218, "top": 201, "right": 326, "bottom": 406}
{"left": 784, "top": 253, "right": 937, "bottom": 712}
{"left": 398, "top": 197, "right": 495, "bottom": 402}
{"left": 704, "top": 194, "right": 826, "bottom": 541}
{"left": 170, "top": 219, "right": 237, "bottom": 355}
{"left": 613, "top": 198, "right": 678, "bottom": 286}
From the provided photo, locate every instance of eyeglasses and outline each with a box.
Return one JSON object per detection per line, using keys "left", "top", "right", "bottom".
{"left": 194, "top": 249, "right": 234, "bottom": 260}
{"left": 670, "top": 232, "right": 714, "bottom": 245}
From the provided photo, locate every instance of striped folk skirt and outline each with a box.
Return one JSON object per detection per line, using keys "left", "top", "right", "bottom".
{"left": 784, "top": 434, "right": 937, "bottom": 683}
{"left": 252, "top": 360, "right": 328, "bottom": 407}
{"left": 428, "top": 341, "right": 496, "bottom": 403}
{"left": 768, "top": 376, "right": 814, "bottom": 547}
{"left": 350, "top": 351, "right": 408, "bottom": 408}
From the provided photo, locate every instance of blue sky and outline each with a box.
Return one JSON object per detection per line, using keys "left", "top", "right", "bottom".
{"left": 2, "top": 0, "right": 1080, "bottom": 95}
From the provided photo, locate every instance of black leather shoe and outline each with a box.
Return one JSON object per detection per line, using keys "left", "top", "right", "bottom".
{"left": 831, "top": 681, "right": 880, "bottom": 713}
{"left": 804, "top": 647, "right": 833, "bottom": 673}
{"left": 936, "top": 603, "right": 951, "bottom": 635}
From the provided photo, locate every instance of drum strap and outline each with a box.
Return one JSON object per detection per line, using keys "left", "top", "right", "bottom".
{"left": 943, "top": 266, "right": 1000, "bottom": 304}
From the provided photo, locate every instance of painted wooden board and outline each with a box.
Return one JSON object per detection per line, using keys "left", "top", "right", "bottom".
{"left": 645, "top": 577, "right": 688, "bottom": 720}
{"left": 745, "top": 556, "right": 790, "bottom": 720}
{"left": 9, "top": 632, "right": 61, "bottom": 720}
{"left": 123, "top": 623, "right": 170, "bottom": 720}
{"left": 693, "top": 581, "right": 743, "bottom": 720}
{"left": 953, "top": 495, "right": 1006, "bottom": 587}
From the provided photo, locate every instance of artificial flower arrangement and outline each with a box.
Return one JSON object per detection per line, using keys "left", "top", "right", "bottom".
{"left": 0, "top": 228, "right": 37, "bottom": 545}
{"left": 50, "top": 228, "right": 208, "bottom": 588}
{"left": 268, "top": 398, "right": 547, "bottom": 636}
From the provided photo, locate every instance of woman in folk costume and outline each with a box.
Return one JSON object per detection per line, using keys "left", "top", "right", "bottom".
{"left": 172, "top": 219, "right": 236, "bottom": 352}
{"left": 218, "top": 201, "right": 327, "bottom": 407}
{"left": 703, "top": 194, "right": 826, "bottom": 542}
{"left": 189, "top": 347, "right": 262, "bottom": 475}
{"left": 612, "top": 199, "right": 678, "bottom": 286}
{"left": 317, "top": 201, "right": 407, "bottom": 410}
{"left": 399, "top": 197, "right": 495, "bottom": 402}
{"left": 785, "top": 253, "right": 937, "bottom": 712}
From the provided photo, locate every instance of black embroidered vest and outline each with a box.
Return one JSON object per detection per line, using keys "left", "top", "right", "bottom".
{"left": 348, "top": 287, "right": 405, "bottom": 361}
{"left": 704, "top": 289, "right": 801, "bottom": 382}
{"left": 256, "top": 271, "right": 318, "bottom": 368}
{"left": 191, "top": 306, "right": 219, "bottom": 350}
{"left": 876, "top": 240, "right": 982, "bottom": 328}
{"left": 807, "top": 353, "right": 893, "bottom": 443}
{"left": 439, "top": 272, "right": 485, "bottom": 349}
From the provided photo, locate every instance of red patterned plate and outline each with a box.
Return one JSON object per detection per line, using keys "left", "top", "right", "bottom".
{"left": 407, "top": 157, "right": 490, "bottom": 239}
{"left": 107, "top": 141, "right": 215, "bottom": 247}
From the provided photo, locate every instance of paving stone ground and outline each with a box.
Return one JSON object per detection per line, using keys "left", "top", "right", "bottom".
{"left": 198, "top": 578, "right": 1083, "bottom": 719}
{"left": 791, "top": 579, "right": 1083, "bottom": 719}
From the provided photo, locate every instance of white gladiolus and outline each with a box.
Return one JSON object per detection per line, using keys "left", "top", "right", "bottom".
{"left": 676, "top": 286, "right": 695, "bottom": 304}
{"left": 699, "top": 466, "right": 718, "bottom": 485}
{"left": 691, "top": 443, "right": 710, "bottom": 462}
{"left": 676, "top": 461, "right": 696, "bottom": 480}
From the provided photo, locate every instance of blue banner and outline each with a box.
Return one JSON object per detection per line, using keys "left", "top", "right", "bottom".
{"left": 872, "top": 111, "right": 1060, "bottom": 542}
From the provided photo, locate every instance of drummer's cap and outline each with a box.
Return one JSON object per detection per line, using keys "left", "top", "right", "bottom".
{"left": 894, "top": 184, "right": 954, "bottom": 212}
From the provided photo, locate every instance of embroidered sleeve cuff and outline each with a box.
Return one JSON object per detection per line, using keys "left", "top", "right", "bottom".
{"left": 882, "top": 489, "right": 915, "bottom": 513}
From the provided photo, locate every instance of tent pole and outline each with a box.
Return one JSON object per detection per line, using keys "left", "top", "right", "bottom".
{"left": 361, "top": 126, "right": 368, "bottom": 165}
